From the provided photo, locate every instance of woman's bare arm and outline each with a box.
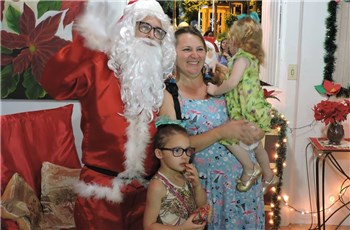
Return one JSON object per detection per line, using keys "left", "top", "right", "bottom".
{"left": 159, "top": 91, "right": 264, "bottom": 152}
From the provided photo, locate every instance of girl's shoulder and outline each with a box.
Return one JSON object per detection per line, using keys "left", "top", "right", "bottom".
{"left": 234, "top": 49, "right": 256, "bottom": 61}
{"left": 231, "top": 49, "right": 258, "bottom": 68}
{"left": 149, "top": 175, "right": 167, "bottom": 195}
{"left": 229, "top": 52, "right": 250, "bottom": 69}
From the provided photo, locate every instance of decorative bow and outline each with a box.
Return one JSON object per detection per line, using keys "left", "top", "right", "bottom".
{"left": 155, "top": 115, "right": 186, "bottom": 128}
{"left": 237, "top": 12, "right": 260, "bottom": 24}
{"left": 314, "top": 80, "right": 341, "bottom": 96}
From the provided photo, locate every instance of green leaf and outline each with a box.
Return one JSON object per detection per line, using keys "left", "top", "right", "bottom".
{"left": 314, "top": 84, "right": 326, "bottom": 95}
{"left": 37, "top": 0, "right": 62, "bottom": 18}
{"left": 225, "top": 14, "right": 237, "bottom": 29}
{"left": 5, "top": 5, "right": 21, "bottom": 34}
{"left": 1, "top": 65, "right": 20, "bottom": 98}
{"left": 1, "top": 47, "right": 12, "bottom": 55}
{"left": 22, "top": 69, "right": 47, "bottom": 99}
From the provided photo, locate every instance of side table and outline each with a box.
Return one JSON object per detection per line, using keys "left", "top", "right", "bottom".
{"left": 309, "top": 137, "right": 350, "bottom": 230}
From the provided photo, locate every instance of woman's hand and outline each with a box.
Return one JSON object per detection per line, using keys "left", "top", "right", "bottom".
{"left": 218, "top": 119, "right": 264, "bottom": 145}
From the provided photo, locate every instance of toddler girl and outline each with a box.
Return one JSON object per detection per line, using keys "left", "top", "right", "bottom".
{"left": 207, "top": 12, "right": 278, "bottom": 193}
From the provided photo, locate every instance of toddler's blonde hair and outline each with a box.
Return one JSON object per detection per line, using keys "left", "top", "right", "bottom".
{"left": 228, "top": 17, "right": 264, "bottom": 64}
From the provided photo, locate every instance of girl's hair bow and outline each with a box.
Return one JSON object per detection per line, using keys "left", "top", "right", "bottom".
{"left": 237, "top": 11, "right": 260, "bottom": 24}
{"left": 155, "top": 115, "right": 186, "bottom": 128}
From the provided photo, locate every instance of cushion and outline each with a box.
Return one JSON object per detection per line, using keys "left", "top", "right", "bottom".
{"left": 40, "top": 162, "right": 80, "bottom": 229}
{"left": 1, "top": 219, "right": 19, "bottom": 229}
{"left": 1, "top": 104, "right": 81, "bottom": 197}
{"left": 0, "top": 173, "right": 42, "bottom": 229}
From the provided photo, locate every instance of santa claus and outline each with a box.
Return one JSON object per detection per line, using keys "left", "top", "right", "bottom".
{"left": 40, "top": 0, "right": 175, "bottom": 229}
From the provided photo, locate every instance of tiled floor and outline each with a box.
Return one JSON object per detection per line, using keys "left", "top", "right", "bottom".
{"left": 279, "top": 224, "right": 350, "bottom": 230}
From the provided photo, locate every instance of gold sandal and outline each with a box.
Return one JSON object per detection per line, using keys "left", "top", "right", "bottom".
{"left": 262, "top": 175, "right": 279, "bottom": 194}
{"left": 236, "top": 164, "right": 262, "bottom": 192}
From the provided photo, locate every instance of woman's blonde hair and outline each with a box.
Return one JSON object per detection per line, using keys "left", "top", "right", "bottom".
{"left": 228, "top": 17, "right": 264, "bottom": 64}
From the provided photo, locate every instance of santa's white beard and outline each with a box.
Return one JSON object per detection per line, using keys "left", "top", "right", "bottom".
{"left": 205, "top": 51, "right": 218, "bottom": 70}
{"left": 108, "top": 37, "right": 164, "bottom": 122}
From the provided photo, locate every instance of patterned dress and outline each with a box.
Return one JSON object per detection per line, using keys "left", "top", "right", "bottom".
{"left": 225, "top": 48, "right": 272, "bottom": 132}
{"left": 153, "top": 172, "right": 197, "bottom": 226}
{"left": 179, "top": 95, "right": 265, "bottom": 230}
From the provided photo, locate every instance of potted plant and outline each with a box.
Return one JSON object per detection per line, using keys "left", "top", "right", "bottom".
{"left": 313, "top": 99, "right": 350, "bottom": 144}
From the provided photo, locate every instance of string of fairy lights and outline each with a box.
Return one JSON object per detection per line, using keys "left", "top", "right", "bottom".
{"left": 267, "top": 109, "right": 288, "bottom": 229}
{"left": 265, "top": 1, "right": 350, "bottom": 229}
{"left": 282, "top": 182, "right": 349, "bottom": 216}
{"left": 279, "top": 169, "right": 349, "bottom": 230}
{"left": 265, "top": 110, "right": 349, "bottom": 229}
{"left": 280, "top": 142, "right": 348, "bottom": 229}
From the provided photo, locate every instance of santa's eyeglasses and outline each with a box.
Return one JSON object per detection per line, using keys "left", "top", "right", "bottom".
{"left": 136, "top": 21, "right": 167, "bottom": 40}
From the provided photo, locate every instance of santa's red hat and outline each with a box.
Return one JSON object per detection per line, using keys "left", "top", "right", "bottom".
{"left": 122, "top": 0, "right": 165, "bottom": 18}
{"left": 204, "top": 36, "right": 219, "bottom": 53}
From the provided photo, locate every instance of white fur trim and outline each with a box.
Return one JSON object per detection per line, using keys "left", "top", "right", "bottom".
{"left": 74, "top": 0, "right": 166, "bottom": 54}
{"left": 125, "top": 0, "right": 164, "bottom": 16}
{"left": 74, "top": 112, "right": 152, "bottom": 203}
{"left": 120, "top": 113, "right": 151, "bottom": 178}
{"left": 74, "top": 1, "right": 123, "bottom": 53}
{"left": 74, "top": 180, "right": 124, "bottom": 203}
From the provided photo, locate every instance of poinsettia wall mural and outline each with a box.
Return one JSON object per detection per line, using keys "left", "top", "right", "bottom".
{"left": 1, "top": 1, "right": 85, "bottom": 99}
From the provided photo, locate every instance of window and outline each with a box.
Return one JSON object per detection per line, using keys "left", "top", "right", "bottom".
{"left": 260, "top": 1, "right": 281, "bottom": 86}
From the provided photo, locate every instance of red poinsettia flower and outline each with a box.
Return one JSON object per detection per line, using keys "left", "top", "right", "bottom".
{"left": 1, "top": 3, "right": 68, "bottom": 81}
{"left": 323, "top": 80, "right": 341, "bottom": 96}
{"left": 60, "top": 1, "right": 86, "bottom": 28}
{"left": 313, "top": 99, "right": 350, "bottom": 125}
{"left": 263, "top": 89, "right": 280, "bottom": 101}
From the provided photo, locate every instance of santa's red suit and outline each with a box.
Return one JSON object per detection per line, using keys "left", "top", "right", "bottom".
{"left": 41, "top": 33, "right": 159, "bottom": 229}
{"left": 41, "top": 0, "right": 175, "bottom": 228}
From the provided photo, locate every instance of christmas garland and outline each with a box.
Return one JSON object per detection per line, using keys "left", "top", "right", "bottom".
{"left": 269, "top": 109, "right": 288, "bottom": 229}
{"left": 268, "top": 1, "right": 350, "bottom": 228}
{"left": 323, "top": 1, "right": 337, "bottom": 83}
{"left": 322, "top": 0, "right": 350, "bottom": 97}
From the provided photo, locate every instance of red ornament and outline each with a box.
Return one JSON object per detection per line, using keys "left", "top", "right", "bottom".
{"left": 323, "top": 80, "right": 341, "bottom": 96}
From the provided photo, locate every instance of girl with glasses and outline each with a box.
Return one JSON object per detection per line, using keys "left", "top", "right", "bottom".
{"left": 143, "top": 121, "right": 209, "bottom": 229}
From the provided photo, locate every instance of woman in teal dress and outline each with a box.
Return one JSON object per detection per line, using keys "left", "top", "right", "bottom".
{"left": 160, "top": 26, "right": 265, "bottom": 229}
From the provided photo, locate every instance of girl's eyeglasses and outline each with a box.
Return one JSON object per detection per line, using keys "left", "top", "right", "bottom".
{"left": 158, "top": 147, "right": 195, "bottom": 157}
{"left": 137, "top": 21, "right": 167, "bottom": 40}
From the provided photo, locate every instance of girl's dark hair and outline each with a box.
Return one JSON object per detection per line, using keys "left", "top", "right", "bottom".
{"left": 154, "top": 124, "right": 188, "bottom": 149}
{"left": 204, "top": 30, "right": 213, "bottom": 36}
{"left": 175, "top": 26, "right": 207, "bottom": 51}
{"left": 219, "top": 38, "right": 232, "bottom": 57}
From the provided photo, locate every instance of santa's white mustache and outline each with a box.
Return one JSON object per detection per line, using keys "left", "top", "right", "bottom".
{"left": 136, "top": 37, "right": 161, "bottom": 47}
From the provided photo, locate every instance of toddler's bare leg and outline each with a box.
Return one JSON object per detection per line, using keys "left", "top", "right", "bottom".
{"left": 254, "top": 142, "right": 274, "bottom": 182}
{"left": 226, "top": 144, "right": 254, "bottom": 182}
